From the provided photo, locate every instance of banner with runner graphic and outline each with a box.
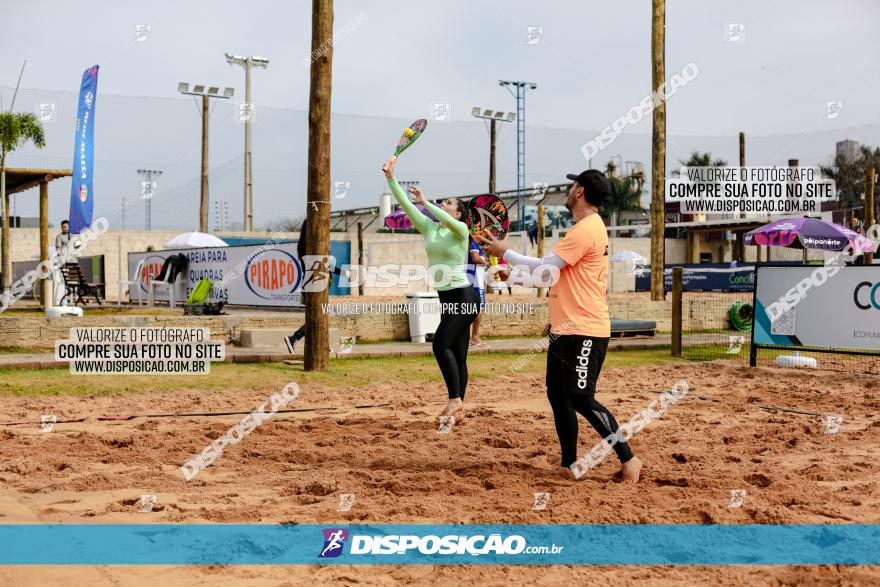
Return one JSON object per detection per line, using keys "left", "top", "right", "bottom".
{"left": 68, "top": 65, "right": 99, "bottom": 235}
{"left": 0, "top": 524, "right": 876, "bottom": 565}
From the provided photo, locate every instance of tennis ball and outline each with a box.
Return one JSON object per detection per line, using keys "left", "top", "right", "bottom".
{"left": 404, "top": 128, "right": 414, "bottom": 137}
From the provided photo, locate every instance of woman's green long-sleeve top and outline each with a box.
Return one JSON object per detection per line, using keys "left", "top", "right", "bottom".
{"left": 387, "top": 177, "right": 470, "bottom": 291}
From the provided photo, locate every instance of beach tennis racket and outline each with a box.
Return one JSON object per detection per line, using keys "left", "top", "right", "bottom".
{"left": 393, "top": 119, "right": 427, "bottom": 157}
{"left": 465, "top": 194, "right": 509, "bottom": 281}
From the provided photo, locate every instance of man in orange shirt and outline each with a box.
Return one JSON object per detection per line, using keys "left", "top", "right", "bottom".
{"left": 479, "top": 170, "right": 642, "bottom": 482}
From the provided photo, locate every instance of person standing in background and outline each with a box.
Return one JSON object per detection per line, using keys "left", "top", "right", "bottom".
{"left": 55, "top": 220, "right": 70, "bottom": 253}
{"left": 467, "top": 237, "right": 489, "bottom": 348}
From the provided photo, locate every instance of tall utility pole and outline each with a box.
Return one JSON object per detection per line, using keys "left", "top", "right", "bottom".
{"left": 867, "top": 167, "right": 876, "bottom": 266}
{"left": 471, "top": 108, "right": 514, "bottom": 193}
{"left": 304, "top": 0, "right": 333, "bottom": 371}
{"left": 177, "top": 83, "right": 234, "bottom": 231}
{"left": 225, "top": 53, "right": 269, "bottom": 232}
{"left": 649, "top": 0, "right": 666, "bottom": 301}
{"left": 737, "top": 132, "right": 746, "bottom": 260}
{"left": 200, "top": 95, "right": 210, "bottom": 231}
{"left": 499, "top": 80, "right": 537, "bottom": 238}
{"left": 137, "top": 169, "right": 162, "bottom": 230}
{"left": 490, "top": 118, "right": 496, "bottom": 193}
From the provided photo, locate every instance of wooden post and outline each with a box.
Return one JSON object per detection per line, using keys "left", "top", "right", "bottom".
{"left": 671, "top": 267, "right": 682, "bottom": 357}
{"left": 686, "top": 232, "right": 692, "bottom": 263}
{"left": 536, "top": 202, "right": 545, "bottom": 298}
{"left": 687, "top": 231, "right": 701, "bottom": 264}
{"left": 304, "top": 0, "right": 333, "bottom": 371}
{"left": 357, "top": 221, "right": 364, "bottom": 296}
{"left": 867, "top": 167, "right": 876, "bottom": 266}
{"left": 199, "top": 94, "right": 209, "bottom": 232}
{"left": 1, "top": 165, "right": 9, "bottom": 292}
{"left": 39, "top": 178, "right": 49, "bottom": 305}
{"left": 650, "top": 0, "right": 667, "bottom": 301}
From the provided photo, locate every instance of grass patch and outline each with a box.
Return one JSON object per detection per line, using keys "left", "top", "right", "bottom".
{"left": 0, "top": 347, "right": 53, "bottom": 355}
{"left": 0, "top": 347, "right": 684, "bottom": 397}
{"left": 683, "top": 344, "right": 749, "bottom": 361}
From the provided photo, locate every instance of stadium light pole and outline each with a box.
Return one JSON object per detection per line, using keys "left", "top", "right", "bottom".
{"left": 178, "top": 83, "right": 234, "bottom": 232}
{"left": 136, "top": 169, "right": 162, "bottom": 230}
{"left": 225, "top": 54, "right": 269, "bottom": 233}
{"left": 471, "top": 108, "right": 515, "bottom": 194}
{"left": 499, "top": 80, "right": 537, "bottom": 243}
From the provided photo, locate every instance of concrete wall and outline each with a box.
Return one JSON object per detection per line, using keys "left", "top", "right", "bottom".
{"left": 0, "top": 294, "right": 738, "bottom": 349}
{"left": 7, "top": 225, "right": 809, "bottom": 301}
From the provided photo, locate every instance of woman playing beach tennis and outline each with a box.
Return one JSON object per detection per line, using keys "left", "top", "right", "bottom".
{"left": 382, "top": 156, "right": 479, "bottom": 421}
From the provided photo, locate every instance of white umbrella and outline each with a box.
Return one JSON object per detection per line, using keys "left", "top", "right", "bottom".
{"left": 610, "top": 250, "right": 647, "bottom": 263}
{"left": 164, "top": 232, "right": 228, "bottom": 249}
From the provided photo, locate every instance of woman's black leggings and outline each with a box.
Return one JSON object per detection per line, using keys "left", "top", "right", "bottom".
{"left": 433, "top": 286, "right": 480, "bottom": 399}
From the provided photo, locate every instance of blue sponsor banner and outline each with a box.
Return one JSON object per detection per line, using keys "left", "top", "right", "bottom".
{"left": 68, "top": 65, "right": 99, "bottom": 235}
{"left": 0, "top": 524, "right": 877, "bottom": 565}
{"left": 635, "top": 263, "right": 756, "bottom": 293}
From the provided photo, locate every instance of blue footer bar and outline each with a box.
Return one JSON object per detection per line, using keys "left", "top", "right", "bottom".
{"left": 0, "top": 524, "right": 877, "bottom": 565}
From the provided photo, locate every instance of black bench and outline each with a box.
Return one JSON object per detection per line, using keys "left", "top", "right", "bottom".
{"left": 60, "top": 263, "right": 104, "bottom": 306}
{"left": 610, "top": 318, "right": 656, "bottom": 338}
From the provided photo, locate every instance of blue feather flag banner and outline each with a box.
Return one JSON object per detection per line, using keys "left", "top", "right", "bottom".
{"left": 68, "top": 65, "right": 99, "bottom": 234}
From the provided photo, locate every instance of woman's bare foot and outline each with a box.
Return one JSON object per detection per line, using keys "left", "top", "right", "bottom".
{"left": 621, "top": 456, "right": 643, "bottom": 483}
{"left": 559, "top": 467, "right": 575, "bottom": 480}
{"left": 440, "top": 397, "right": 463, "bottom": 418}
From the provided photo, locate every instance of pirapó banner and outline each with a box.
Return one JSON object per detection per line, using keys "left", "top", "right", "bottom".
{"left": 127, "top": 243, "right": 303, "bottom": 307}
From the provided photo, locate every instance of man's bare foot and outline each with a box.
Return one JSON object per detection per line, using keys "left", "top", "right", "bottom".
{"left": 621, "top": 456, "right": 643, "bottom": 483}
{"left": 440, "top": 397, "right": 463, "bottom": 417}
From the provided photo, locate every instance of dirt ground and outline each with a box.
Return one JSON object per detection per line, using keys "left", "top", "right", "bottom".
{"left": 0, "top": 360, "right": 878, "bottom": 585}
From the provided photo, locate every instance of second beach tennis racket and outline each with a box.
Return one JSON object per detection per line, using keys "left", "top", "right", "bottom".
{"left": 393, "top": 119, "right": 427, "bottom": 157}
{"left": 465, "top": 194, "right": 509, "bottom": 282}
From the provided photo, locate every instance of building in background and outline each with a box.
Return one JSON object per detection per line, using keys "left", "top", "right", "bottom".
{"left": 836, "top": 139, "right": 860, "bottom": 164}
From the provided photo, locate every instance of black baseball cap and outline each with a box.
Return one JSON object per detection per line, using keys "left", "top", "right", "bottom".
{"left": 565, "top": 169, "right": 610, "bottom": 206}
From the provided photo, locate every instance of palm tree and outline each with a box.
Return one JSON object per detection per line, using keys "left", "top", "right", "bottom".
{"left": 678, "top": 151, "right": 727, "bottom": 170}
{"left": 1, "top": 112, "right": 46, "bottom": 291}
{"left": 820, "top": 144, "right": 880, "bottom": 221}
{"left": 604, "top": 174, "right": 644, "bottom": 227}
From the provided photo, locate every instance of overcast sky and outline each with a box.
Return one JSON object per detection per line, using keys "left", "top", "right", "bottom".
{"left": 2, "top": 0, "right": 879, "bottom": 230}
{"left": 4, "top": 0, "right": 879, "bottom": 134}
